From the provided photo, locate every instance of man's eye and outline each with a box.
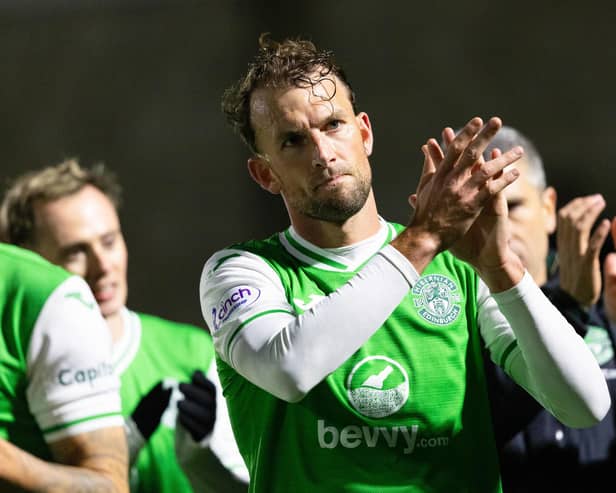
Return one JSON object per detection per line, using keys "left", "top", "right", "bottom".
{"left": 507, "top": 200, "right": 522, "bottom": 212}
{"left": 63, "top": 247, "right": 85, "bottom": 262}
{"left": 101, "top": 234, "right": 117, "bottom": 249}
{"left": 282, "top": 134, "right": 304, "bottom": 148}
{"left": 326, "top": 119, "right": 341, "bottom": 130}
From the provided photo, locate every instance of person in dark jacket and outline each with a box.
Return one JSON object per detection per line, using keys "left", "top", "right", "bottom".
{"left": 483, "top": 126, "right": 616, "bottom": 492}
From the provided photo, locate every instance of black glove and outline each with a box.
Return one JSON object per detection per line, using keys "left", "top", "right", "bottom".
{"left": 178, "top": 370, "right": 217, "bottom": 442}
{"left": 131, "top": 381, "right": 173, "bottom": 440}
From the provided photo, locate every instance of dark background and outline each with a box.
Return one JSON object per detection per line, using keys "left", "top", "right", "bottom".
{"left": 2, "top": 0, "right": 615, "bottom": 326}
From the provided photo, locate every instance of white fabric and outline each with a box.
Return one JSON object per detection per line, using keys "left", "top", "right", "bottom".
{"left": 26, "top": 276, "right": 123, "bottom": 442}
{"left": 282, "top": 220, "right": 398, "bottom": 272}
{"left": 112, "top": 308, "right": 141, "bottom": 375}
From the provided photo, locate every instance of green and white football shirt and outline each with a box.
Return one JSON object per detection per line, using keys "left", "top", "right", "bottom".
{"left": 0, "top": 243, "right": 122, "bottom": 460}
{"left": 201, "top": 221, "right": 504, "bottom": 492}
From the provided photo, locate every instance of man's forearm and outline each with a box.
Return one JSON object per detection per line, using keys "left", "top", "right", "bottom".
{"left": 0, "top": 428, "right": 128, "bottom": 493}
{"left": 486, "top": 273, "right": 610, "bottom": 427}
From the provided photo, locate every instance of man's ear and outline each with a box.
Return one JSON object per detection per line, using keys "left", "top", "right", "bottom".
{"left": 542, "top": 186, "right": 557, "bottom": 234}
{"left": 247, "top": 156, "right": 281, "bottom": 194}
{"left": 356, "top": 112, "right": 374, "bottom": 156}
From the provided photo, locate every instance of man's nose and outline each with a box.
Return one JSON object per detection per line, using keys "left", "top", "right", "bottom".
{"left": 89, "top": 248, "right": 112, "bottom": 276}
{"left": 311, "top": 132, "right": 335, "bottom": 168}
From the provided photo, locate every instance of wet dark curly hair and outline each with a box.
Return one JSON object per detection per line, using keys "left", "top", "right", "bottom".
{"left": 221, "top": 34, "right": 356, "bottom": 155}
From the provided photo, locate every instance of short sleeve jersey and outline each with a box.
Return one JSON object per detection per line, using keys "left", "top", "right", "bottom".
{"left": 0, "top": 243, "right": 122, "bottom": 459}
{"left": 203, "top": 224, "right": 502, "bottom": 493}
{"left": 112, "top": 309, "right": 218, "bottom": 493}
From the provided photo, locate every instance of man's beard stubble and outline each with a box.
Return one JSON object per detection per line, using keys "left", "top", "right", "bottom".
{"left": 302, "top": 175, "right": 371, "bottom": 224}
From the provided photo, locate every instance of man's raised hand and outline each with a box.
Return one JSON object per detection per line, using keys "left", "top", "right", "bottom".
{"left": 396, "top": 116, "right": 522, "bottom": 276}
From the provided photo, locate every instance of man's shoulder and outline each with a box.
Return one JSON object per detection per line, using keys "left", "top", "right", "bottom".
{"left": 0, "top": 243, "right": 71, "bottom": 290}
{"left": 0, "top": 244, "right": 79, "bottom": 333}
{"left": 227, "top": 231, "right": 285, "bottom": 255}
{"left": 204, "top": 231, "right": 289, "bottom": 276}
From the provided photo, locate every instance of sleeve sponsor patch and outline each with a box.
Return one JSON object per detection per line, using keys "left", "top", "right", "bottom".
{"left": 211, "top": 285, "right": 261, "bottom": 331}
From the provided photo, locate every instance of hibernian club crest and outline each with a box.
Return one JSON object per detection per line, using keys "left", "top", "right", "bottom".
{"left": 412, "top": 274, "right": 461, "bottom": 325}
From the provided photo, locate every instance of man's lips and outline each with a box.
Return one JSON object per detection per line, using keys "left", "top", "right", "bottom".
{"left": 314, "top": 174, "right": 349, "bottom": 190}
{"left": 93, "top": 284, "right": 116, "bottom": 303}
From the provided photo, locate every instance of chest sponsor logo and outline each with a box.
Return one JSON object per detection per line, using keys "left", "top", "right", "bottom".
{"left": 320, "top": 356, "right": 450, "bottom": 454}
{"left": 317, "top": 419, "right": 449, "bottom": 454}
{"left": 584, "top": 325, "right": 614, "bottom": 366}
{"left": 211, "top": 285, "right": 260, "bottom": 331}
{"left": 412, "top": 274, "right": 461, "bottom": 325}
{"left": 347, "top": 356, "right": 409, "bottom": 418}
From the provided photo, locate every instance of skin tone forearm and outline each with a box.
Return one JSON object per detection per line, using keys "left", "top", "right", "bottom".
{"left": 0, "top": 427, "right": 128, "bottom": 493}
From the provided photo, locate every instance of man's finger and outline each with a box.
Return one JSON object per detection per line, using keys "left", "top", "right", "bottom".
{"left": 480, "top": 167, "right": 520, "bottom": 199}
{"left": 439, "top": 117, "right": 483, "bottom": 172}
{"left": 425, "top": 139, "right": 444, "bottom": 165}
{"left": 441, "top": 127, "right": 456, "bottom": 149}
{"left": 587, "top": 219, "right": 611, "bottom": 260}
{"left": 468, "top": 146, "right": 523, "bottom": 186}
{"left": 179, "top": 381, "right": 215, "bottom": 406}
{"left": 413, "top": 143, "right": 437, "bottom": 193}
{"left": 453, "top": 117, "right": 502, "bottom": 173}
{"left": 559, "top": 195, "right": 606, "bottom": 231}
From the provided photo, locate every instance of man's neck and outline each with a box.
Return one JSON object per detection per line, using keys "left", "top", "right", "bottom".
{"left": 289, "top": 190, "right": 381, "bottom": 248}
{"left": 105, "top": 309, "right": 125, "bottom": 344}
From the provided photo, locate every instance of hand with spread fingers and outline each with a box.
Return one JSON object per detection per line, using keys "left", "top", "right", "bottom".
{"left": 401, "top": 116, "right": 524, "bottom": 291}
{"left": 556, "top": 195, "right": 610, "bottom": 307}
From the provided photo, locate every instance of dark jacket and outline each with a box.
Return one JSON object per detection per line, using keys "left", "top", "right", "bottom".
{"left": 485, "top": 268, "right": 616, "bottom": 492}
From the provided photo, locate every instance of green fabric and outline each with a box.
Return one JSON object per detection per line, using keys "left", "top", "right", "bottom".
{"left": 120, "top": 312, "right": 215, "bottom": 493}
{"left": 0, "top": 244, "right": 71, "bottom": 460}
{"left": 217, "top": 225, "right": 501, "bottom": 493}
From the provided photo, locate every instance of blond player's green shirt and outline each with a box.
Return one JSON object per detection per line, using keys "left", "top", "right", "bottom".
{"left": 113, "top": 309, "right": 216, "bottom": 493}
